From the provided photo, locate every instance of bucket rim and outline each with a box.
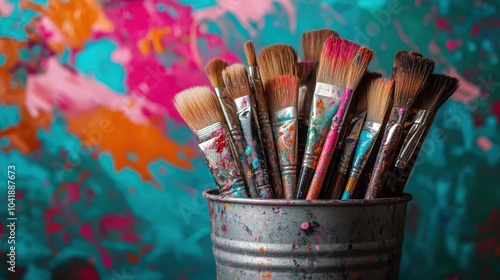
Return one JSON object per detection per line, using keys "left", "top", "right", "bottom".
{"left": 202, "top": 189, "right": 412, "bottom": 206}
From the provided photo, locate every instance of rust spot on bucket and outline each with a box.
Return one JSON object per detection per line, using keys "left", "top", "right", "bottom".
{"left": 259, "top": 247, "right": 266, "bottom": 254}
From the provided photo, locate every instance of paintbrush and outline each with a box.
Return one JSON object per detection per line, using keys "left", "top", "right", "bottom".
{"left": 386, "top": 74, "right": 459, "bottom": 196}
{"left": 297, "top": 60, "right": 317, "bottom": 175}
{"left": 257, "top": 44, "right": 297, "bottom": 86}
{"left": 299, "top": 29, "right": 339, "bottom": 161}
{"left": 266, "top": 75, "right": 300, "bottom": 199}
{"left": 244, "top": 41, "right": 284, "bottom": 198}
{"left": 325, "top": 72, "right": 379, "bottom": 199}
{"left": 342, "top": 77, "right": 394, "bottom": 199}
{"left": 295, "top": 37, "right": 354, "bottom": 199}
{"left": 302, "top": 28, "right": 340, "bottom": 62}
{"left": 320, "top": 72, "right": 382, "bottom": 199}
{"left": 306, "top": 46, "right": 373, "bottom": 199}
{"left": 223, "top": 63, "right": 274, "bottom": 199}
{"left": 205, "top": 58, "right": 261, "bottom": 198}
{"left": 364, "top": 55, "right": 435, "bottom": 199}
{"left": 174, "top": 86, "right": 249, "bottom": 198}
{"left": 392, "top": 51, "right": 422, "bottom": 77}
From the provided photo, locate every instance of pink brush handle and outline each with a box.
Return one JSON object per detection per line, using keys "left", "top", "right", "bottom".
{"left": 306, "top": 89, "right": 353, "bottom": 199}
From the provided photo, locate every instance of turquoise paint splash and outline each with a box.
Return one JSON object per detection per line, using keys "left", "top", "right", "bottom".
{"left": 75, "top": 39, "right": 127, "bottom": 94}
{"left": 0, "top": 105, "right": 21, "bottom": 129}
{"left": 350, "top": 127, "right": 378, "bottom": 178}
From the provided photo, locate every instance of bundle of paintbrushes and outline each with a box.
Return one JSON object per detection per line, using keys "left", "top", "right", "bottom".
{"left": 174, "top": 29, "right": 459, "bottom": 200}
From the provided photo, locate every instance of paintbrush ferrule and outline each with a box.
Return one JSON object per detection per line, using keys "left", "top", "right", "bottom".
{"left": 394, "top": 109, "right": 432, "bottom": 169}
{"left": 248, "top": 66, "right": 260, "bottom": 80}
{"left": 196, "top": 122, "right": 249, "bottom": 198}
{"left": 337, "top": 111, "right": 366, "bottom": 175}
{"left": 249, "top": 76, "right": 284, "bottom": 198}
{"left": 349, "top": 121, "right": 382, "bottom": 179}
{"left": 271, "top": 106, "right": 298, "bottom": 199}
{"left": 302, "top": 82, "right": 345, "bottom": 169}
{"left": 234, "top": 95, "right": 274, "bottom": 199}
{"left": 214, "top": 87, "right": 240, "bottom": 135}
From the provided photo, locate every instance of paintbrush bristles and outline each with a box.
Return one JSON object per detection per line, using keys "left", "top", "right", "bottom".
{"left": 222, "top": 63, "right": 252, "bottom": 99}
{"left": 266, "top": 75, "right": 299, "bottom": 111}
{"left": 414, "top": 74, "right": 459, "bottom": 111}
{"left": 244, "top": 41, "right": 257, "bottom": 67}
{"left": 346, "top": 47, "right": 374, "bottom": 89}
{"left": 174, "top": 86, "right": 224, "bottom": 131}
{"left": 205, "top": 58, "right": 228, "bottom": 88}
{"left": 393, "top": 55, "right": 435, "bottom": 108}
{"left": 355, "top": 72, "right": 382, "bottom": 112}
{"left": 257, "top": 44, "right": 297, "bottom": 85}
{"left": 367, "top": 77, "right": 394, "bottom": 123}
{"left": 297, "top": 61, "right": 316, "bottom": 84}
{"left": 317, "top": 37, "right": 360, "bottom": 87}
{"left": 302, "top": 29, "right": 340, "bottom": 62}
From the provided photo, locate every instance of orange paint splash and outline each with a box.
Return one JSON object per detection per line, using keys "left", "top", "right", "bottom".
{"left": 22, "top": 0, "right": 113, "bottom": 49}
{"left": 66, "top": 108, "right": 197, "bottom": 187}
{"left": 137, "top": 27, "right": 172, "bottom": 55}
{"left": 0, "top": 38, "right": 53, "bottom": 154}
{"left": 262, "top": 272, "right": 272, "bottom": 279}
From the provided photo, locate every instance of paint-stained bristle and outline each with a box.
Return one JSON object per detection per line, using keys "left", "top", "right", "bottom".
{"left": 297, "top": 61, "right": 316, "bottom": 84}
{"left": 317, "top": 37, "right": 360, "bottom": 87}
{"left": 355, "top": 72, "right": 382, "bottom": 112}
{"left": 302, "top": 29, "right": 340, "bottom": 62}
{"left": 266, "top": 75, "right": 299, "bottom": 112}
{"left": 414, "top": 74, "right": 459, "bottom": 111}
{"left": 347, "top": 47, "right": 374, "bottom": 89}
{"left": 174, "top": 86, "right": 224, "bottom": 131}
{"left": 205, "top": 58, "right": 228, "bottom": 88}
{"left": 393, "top": 55, "right": 435, "bottom": 108}
{"left": 257, "top": 44, "right": 297, "bottom": 85}
{"left": 367, "top": 77, "right": 394, "bottom": 123}
{"left": 223, "top": 63, "right": 252, "bottom": 99}
{"left": 243, "top": 41, "right": 257, "bottom": 67}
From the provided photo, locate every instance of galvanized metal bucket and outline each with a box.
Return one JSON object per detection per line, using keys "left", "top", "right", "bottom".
{"left": 203, "top": 189, "right": 412, "bottom": 280}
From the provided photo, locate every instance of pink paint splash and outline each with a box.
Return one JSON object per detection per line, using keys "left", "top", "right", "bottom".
{"left": 301, "top": 222, "right": 309, "bottom": 230}
{"left": 393, "top": 19, "right": 420, "bottom": 51}
{"left": 111, "top": 47, "right": 132, "bottom": 64}
{"left": 445, "top": 39, "right": 460, "bottom": 51}
{"left": 428, "top": 41, "right": 481, "bottom": 104}
{"left": 0, "top": 0, "right": 14, "bottom": 16}
{"left": 194, "top": 0, "right": 296, "bottom": 38}
{"left": 476, "top": 136, "right": 492, "bottom": 152}
{"left": 25, "top": 57, "right": 163, "bottom": 124}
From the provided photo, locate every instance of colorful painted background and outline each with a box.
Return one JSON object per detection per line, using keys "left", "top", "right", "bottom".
{"left": 1, "top": 0, "right": 499, "bottom": 279}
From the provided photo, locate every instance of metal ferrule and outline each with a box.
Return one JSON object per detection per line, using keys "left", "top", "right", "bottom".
{"left": 365, "top": 107, "right": 409, "bottom": 199}
{"left": 394, "top": 109, "right": 432, "bottom": 169}
{"left": 214, "top": 87, "right": 258, "bottom": 198}
{"left": 196, "top": 123, "right": 249, "bottom": 198}
{"left": 302, "top": 82, "right": 345, "bottom": 169}
{"left": 271, "top": 106, "right": 298, "bottom": 199}
{"left": 249, "top": 76, "right": 283, "bottom": 198}
{"left": 248, "top": 65, "right": 260, "bottom": 80}
{"left": 337, "top": 111, "right": 366, "bottom": 175}
{"left": 234, "top": 95, "right": 274, "bottom": 199}
{"left": 349, "top": 121, "right": 382, "bottom": 179}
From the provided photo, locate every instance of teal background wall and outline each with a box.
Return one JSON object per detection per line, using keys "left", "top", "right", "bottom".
{"left": 0, "top": 0, "right": 499, "bottom": 279}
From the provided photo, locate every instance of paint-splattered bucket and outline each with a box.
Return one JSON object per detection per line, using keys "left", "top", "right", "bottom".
{"left": 203, "top": 189, "right": 412, "bottom": 280}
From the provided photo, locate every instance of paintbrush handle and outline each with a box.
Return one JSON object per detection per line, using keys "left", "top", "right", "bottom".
{"left": 235, "top": 95, "right": 274, "bottom": 199}
{"left": 271, "top": 107, "right": 298, "bottom": 199}
{"left": 307, "top": 89, "right": 353, "bottom": 199}
{"left": 365, "top": 107, "right": 408, "bottom": 199}
{"left": 251, "top": 77, "right": 284, "bottom": 198}
{"left": 342, "top": 177, "right": 358, "bottom": 200}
